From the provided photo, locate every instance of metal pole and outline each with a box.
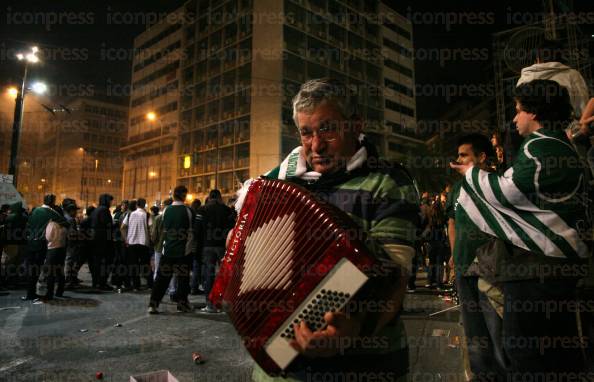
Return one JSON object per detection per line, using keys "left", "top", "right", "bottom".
{"left": 159, "top": 121, "right": 163, "bottom": 203}
{"left": 8, "top": 63, "right": 28, "bottom": 186}
{"left": 94, "top": 156, "right": 98, "bottom": 205}
{"left": 80, "top": 149, "right": 84, "bottom": 203}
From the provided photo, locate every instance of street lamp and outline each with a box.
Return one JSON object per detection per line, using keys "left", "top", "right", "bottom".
{"left": 9, "top": 46, "right": 42, "bottom": 186}
{"left": 7, "top": 87, "right": 18, "bottom": 99}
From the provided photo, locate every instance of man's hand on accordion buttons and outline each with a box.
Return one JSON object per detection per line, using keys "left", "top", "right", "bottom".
{"left": 291, "top": 311, "right": 361, "bottom": 358}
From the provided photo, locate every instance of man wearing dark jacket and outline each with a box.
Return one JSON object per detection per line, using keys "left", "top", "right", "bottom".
{"left": 196, "top": 189, "right": 235, "bottom": 313}
{"left": 90, "top": 194, "right": 114, "bottom": 290}
{"left": 148, "top": 186, "right": 194, "bottom": 314}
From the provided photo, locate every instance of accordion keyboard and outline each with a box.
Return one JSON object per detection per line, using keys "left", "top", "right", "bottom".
{"left": 264, "top": 257, "right": 368, "bottom": 370}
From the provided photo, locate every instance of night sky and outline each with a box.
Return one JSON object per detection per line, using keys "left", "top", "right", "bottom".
{"left": 0, "top": 0, "right": 592, "bottom": 118}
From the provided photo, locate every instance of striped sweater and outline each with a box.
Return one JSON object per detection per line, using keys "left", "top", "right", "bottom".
{"left": 248, "top": 140, "right": 419, "bottom": 381}
{"left": 458, "top": 128, "right": 588, "bottom": 261}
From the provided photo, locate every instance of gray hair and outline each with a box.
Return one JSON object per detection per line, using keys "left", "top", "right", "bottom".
{"left": 292, "top": 78, "right": 358, "bottom": 127}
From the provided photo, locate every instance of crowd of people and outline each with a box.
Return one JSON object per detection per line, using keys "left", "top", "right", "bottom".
{"left": 0, "top": 186, "right": 236, "bottom": 314}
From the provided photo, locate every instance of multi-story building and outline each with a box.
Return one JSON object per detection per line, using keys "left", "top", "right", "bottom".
{"left": 121, "top": 7, "right": 185, "bottom": 204}
{"left": 122, "top": 0, "right": 420, "bottom": 201}
{"left": 36, "top": 98, "right": 127, "bottom": 207}
{"left": 378, "top": 3, "right": 424, "bottom": 164}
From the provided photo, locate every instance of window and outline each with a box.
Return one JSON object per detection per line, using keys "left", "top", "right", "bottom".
{"left": 366, "top": 63, "right": 381, "bottom": 85}
{"left": 284, "top": 53, "right": 306, "bottom": 83}
{"left": 219, "top": 147, "right": 233, "bottom": 170}
{"left": 385, "top": 78, "right": 414, "bottom": 98}
{"left": 192, "top": 152, "right": 204, "bottom": 175}
{"left": 235, "top": 143, "right": 249, "bottom": 168}
{"left": 284, "top": 26, "right": 306, "bottom": 56}
{"left": 197, "top": 38, "right": 208, "bottom": 61}
{"left": 238, "top": 39, "right": 251, "bottom": 63}
{"left": 348, "top": 56, "right": 363, "bottom": 79}
{"left": 385, "top": 21, "right": 411, "bottom": 40}
{"left": 385, "top": 99, "right": 414, "bottom": 117}
{"left": 210, "top": 30, "right": 222, "bottom": 53}
{"left": 236, "top": 87, "right": 251, "bottom": 114}
{"left": 205, "top": 150, "right": 217, "bottom": 172}
{"left": 224, "top": 23, "right": 237, "bottom": 46}
{"left": 206, "top": 126, "right": 218, "bottom": 148}
{"left": 207, "top": 100, "right": 219, "bottom": 122}
{"left": 383, "top": 38, "right": 412, "bottom": 59}
{"left": 219, "top": 120, "right": 234, "bottom": 145}
{"left": 285, "top": 1, "right": 305, "bottom": 28}
{"left": 208, "top": 55, "right": 221, "bottom": 77}
{"left": 238, "top": 14, "right": 252, "bottom": 37}
{"left": 219, "top": 171, "right": 234, "bottom": 194}
{"left": 179, "top": 132, "right": 191, "bottom": 154}
{"left": 193, "top": 175, "right": 205, "bottom": 193}
{"left": 237, "top": 63, "right": 251, "bottom": 88}
{"left": 192, "top": 129, "right": 204, "bottom": 151}
{"left": 195, "top": 80, "right": 207, "bottom": 103}
{"left": 207, "top": 76, "right": 221, "bottom": 99}
{"left": 196, "top": 60, "right": 207, "bottom": 82}
{"left": 235, "top": 117, "right": 250, "bottom": 141}
{"left": 329, "top": 23, "right": 346, "bottom": 47}
{"left": 223, "top": 47, "right": 237, "bottom": 69}
{"left": 384, "top": 58, "right": 413, "bottom": 78}
{"left": 221, "top": 95, "right": 235, "bottom": 118}
{"left": 309, "top": 13, "right": 327, "bottom": 39}
{"left": 222, "top": 70, "right": 236, "bottom": 94}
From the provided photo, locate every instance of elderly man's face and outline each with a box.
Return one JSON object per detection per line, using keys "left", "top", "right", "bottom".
{"left": 296, "top": 103, "right": 361, "bottom": 174}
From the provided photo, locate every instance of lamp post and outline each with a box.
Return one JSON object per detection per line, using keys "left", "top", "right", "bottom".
{"left": 9, "top": 46, "right": 41, "bottom": 186}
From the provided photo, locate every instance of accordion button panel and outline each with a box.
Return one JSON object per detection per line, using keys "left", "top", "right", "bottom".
{"left": 264, "top": 258, "right": 369, "bottom": 370}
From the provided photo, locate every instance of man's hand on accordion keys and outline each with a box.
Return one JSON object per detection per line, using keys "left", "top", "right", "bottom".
{"left": 290, "top": 311, "right": 362, "bottom": 358}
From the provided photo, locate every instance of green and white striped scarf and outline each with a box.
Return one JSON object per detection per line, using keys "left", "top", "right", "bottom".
{"left": 457, "top": 129, "right": 589, "bottom": 259}
{"left": 234, "top": 134, "right": 368, "bottom": 212}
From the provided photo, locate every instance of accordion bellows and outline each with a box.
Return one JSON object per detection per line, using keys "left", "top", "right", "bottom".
{"left": 210, "top": 179, "right": 377, "bottom": 374}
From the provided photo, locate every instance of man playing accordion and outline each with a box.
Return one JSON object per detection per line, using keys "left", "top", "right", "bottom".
{"left": 234, "top": 78, "right": 420, "bottom": 382}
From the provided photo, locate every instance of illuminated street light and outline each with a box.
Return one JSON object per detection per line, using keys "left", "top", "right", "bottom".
{"left": 146, "top": 111, "right": 157, "bottom": 121}
{"left": 31, "top": 82, "right": 47, "bottom": 95}
{"left": 7, "top": 87, "right": 18, "bottom": 99}
{"left": 9, "top": 45, "right": 42, "bottom": 186}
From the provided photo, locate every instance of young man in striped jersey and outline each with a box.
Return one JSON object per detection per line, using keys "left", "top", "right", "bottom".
{"left": 446, "top": 134, "right": 504, "bottom": 381}
{"left": 245, "top": 78, "right": 419, "bottom": 382}
{"left": 451, "top": 80, "right": 589, "bottom": 377}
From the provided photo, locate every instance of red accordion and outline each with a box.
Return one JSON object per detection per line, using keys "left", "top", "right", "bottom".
{"left": 210, "top": 179, "right": 378, "bottom": 374}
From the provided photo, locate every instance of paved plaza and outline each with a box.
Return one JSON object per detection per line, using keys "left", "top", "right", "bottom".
{"left": 0, "top": 270, "right": 464, "bottom": 382}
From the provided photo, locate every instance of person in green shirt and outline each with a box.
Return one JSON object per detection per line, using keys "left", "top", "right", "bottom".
{"left": 148, "top": 186, "right": 194, "bottom": 314}
{"left": 445, "top": 134, "right": 505, "bottom": 381}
